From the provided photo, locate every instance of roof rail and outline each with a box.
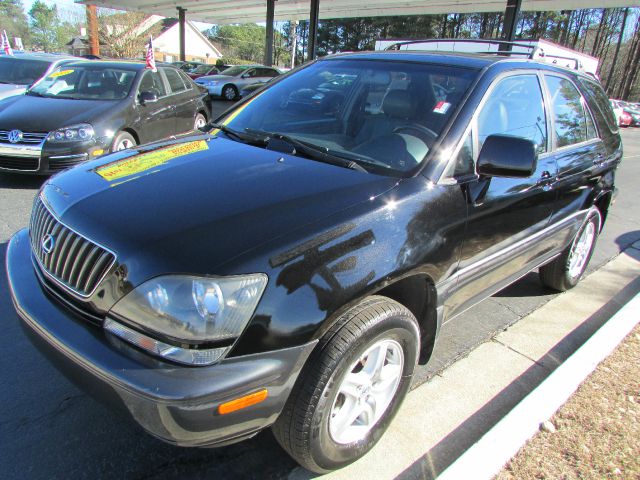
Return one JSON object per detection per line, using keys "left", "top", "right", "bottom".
{"left": 383, "top": 38, "right": 584, "bottom": 71}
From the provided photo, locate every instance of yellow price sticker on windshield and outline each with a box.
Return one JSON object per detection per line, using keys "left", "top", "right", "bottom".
{"left": 95, "top": 140, "right": 208, "bottom": 182}
{"left": 50, "top": 69, "right": 74, "bottom": 78}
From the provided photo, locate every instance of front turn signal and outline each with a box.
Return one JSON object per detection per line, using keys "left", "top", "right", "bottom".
{"left": 218, "top": 389, "right": 268, "bottom": 415}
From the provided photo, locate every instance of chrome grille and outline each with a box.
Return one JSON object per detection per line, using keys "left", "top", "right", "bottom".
{"left": 30, "top": 197, "right": 116, "bottom": 298}
{"left": 0, "top": 130, "right": 48, "bottom": 144}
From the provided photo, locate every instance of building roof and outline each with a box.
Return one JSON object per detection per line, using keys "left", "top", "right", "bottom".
{"left": 78, "top": 0, "right": 638, "bottom": 25}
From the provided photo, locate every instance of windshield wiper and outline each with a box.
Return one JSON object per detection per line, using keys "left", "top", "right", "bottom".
{"left": 244, "top": 128, "right": 367, "bottom": 172}
{"left": 207, "top": 123, "right": 268, "bottom": 146}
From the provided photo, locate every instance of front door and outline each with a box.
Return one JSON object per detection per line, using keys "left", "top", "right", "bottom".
{"left": 135, "top": 70, "right": 175, "bottom": 144}
{"left": 447, "top": 73, "right": 557, "bottom": 317}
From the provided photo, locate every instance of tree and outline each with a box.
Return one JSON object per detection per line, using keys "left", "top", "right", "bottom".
{"left": 0, "top": 0, "right": 30, "bottom": 49}
{"left": 29, "top": 0, "right": 70, "bottom": 52}
{"left": 98, "top": 12, "right": 161, "bottom": 59}
{"left": 207, "top": 24, "right": 290, "bottom": 66}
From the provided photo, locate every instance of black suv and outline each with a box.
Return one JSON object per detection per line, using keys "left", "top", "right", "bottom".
{"left": 6, "top": 46, "right": 621, "bottom": 472}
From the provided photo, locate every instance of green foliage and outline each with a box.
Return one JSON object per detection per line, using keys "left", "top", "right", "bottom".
{"left": 216, "top": 57, "right": 255, "bottom": 66}
{"left": 0, "top": 0, "right": 30, "bottom": 48}
{"left": 28, "top": 0, "right": 73, "bottom": 52}
{"left": 206, "top": 23, "right": 290, "bottom": 66}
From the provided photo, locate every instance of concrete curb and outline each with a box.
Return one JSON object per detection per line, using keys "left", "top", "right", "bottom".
{"left": 437, "top": 292, "right": 640, "bottom": 480}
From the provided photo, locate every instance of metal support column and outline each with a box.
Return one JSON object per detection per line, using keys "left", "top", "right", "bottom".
{"left": 307, "top": 0, "right": 320, "bottom": 62}
{"left": 178, "top": 7, "right": 186, "bottom": 61}
{"left": 499, "top": 0, "right": 522, "bottom": 51}
{"left": 264, "top": 0, "right": 275, "bottom": 66}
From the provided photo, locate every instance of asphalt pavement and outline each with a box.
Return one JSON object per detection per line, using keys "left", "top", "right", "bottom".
{"left": 0, "top": 113, "right": 638, "bottom": 479}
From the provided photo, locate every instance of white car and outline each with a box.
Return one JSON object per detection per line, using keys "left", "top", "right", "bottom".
{"left": 195, "top": 65, "right": 280, "bottom": 100}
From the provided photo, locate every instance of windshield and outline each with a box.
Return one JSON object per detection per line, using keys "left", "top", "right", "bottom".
{"left": 218, "top": 59, "right": 477, "bottom": 175}
{"left": 29, "top": 65, "right": 137, "bottom": 100}
{"left": 0, "top": 57, "right": 50, "bottom": 85}
{"left": 192, "top": 65, "right": 214, "bottom": 74}
{"left": 220, "top": 66, "right": 251, "bottom": 77}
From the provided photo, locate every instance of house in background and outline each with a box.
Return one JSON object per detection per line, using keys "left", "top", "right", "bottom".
{"left": 151, "top": 18, "right": 222, "bottom": 64}
{"left": 66, "top": 17, "right": 221, "bottom": 64}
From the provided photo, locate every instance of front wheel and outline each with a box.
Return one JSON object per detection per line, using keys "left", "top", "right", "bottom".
{"left": 272, "top": 296, "right": 420, "bottom": 473}
{"left": 112, "top": 131, "right": 137, "bottom": 152}
{"left": 539, "top": 208, "right": 600, "bottom": 291}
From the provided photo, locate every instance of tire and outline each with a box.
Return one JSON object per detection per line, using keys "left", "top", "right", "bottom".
{"left": 272, "top": 296, "right": 420, "bottom": 473}
{"left": 222, "top": 84, "right": 238, "bottom": 101}
{"left": 194, "top": 112, "right": 207, "bottom": 130}
{"left": 539, "top": 208, "right": 600, "bottom": 291}
{"left": 112, "top": 131, "right": 137, "bottom": 152}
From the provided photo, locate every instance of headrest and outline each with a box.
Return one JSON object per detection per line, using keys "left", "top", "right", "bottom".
{"left": 383, "top": 89, "right": 416, "bottom": 119}
{"left": 362, "top": 70, "right": 391, "bottom": 86}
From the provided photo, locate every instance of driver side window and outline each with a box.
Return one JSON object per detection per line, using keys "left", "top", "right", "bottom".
{"left": 138, "top": 71, "right": 167, "bottom": 98}
{"left": 477, "top": 75, "right": 547, "bottom": 155}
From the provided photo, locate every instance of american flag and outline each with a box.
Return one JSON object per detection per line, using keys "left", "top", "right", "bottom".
{"left": 145, "top": 35, "right": 156, "bottom": 72}
{"left": 1, "top": 30, "right": 13, "bottom": 56}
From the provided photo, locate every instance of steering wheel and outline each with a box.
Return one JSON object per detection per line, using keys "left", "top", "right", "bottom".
{"left": 392, "top": 124, "right": 437, "bottom": 144}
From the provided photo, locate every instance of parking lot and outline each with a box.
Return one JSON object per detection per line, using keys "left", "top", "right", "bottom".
{"left": 0, "top": 115, "right": 638, "bottom": 479}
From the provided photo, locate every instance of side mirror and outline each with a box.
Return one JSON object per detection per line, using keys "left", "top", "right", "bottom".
{"left": 139, "top": 90, "right": 158, "bottom": 105}
{"left": 477, "top": 134, "right": 537, "bottom": 178}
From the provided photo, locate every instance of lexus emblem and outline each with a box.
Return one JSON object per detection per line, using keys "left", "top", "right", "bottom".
{"left": 8, "top": 129, "right": 23, "bottom": 144}
{"left": 41, "top": 234, "right": 55, "bottom": 255}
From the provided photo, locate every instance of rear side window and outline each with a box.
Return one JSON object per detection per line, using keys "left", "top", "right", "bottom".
{"left": 163, "top": 68, "right": 186, "bottom": 93}
{"left": 578, "top": 78, "right": 618, "bottom": 133}
{"left": 546, "top": 76, "right": 593, "bottom": 148}
{"left": 477, "top": 74, "right": 547, "bottom": 154}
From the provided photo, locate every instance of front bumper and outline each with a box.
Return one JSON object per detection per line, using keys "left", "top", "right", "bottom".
{"left": 6, "top": 229, "right": 316, "bottom": 447}
{"left": 0, "top": 138, "right": 110, "bottom": 175}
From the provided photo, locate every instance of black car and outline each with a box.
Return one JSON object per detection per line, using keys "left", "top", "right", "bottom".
{"left": 0, "top": 60, "right": 209, "bottom": 174}
{"left": 6, "top": 49, "right": 621, "bottom": 472}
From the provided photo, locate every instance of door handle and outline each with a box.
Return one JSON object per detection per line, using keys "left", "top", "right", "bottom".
{"left": 593, "top": 152, "right": 604, "bottom": 165}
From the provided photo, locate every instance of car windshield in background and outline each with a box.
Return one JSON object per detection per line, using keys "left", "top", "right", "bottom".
{"left": 220, "top": 66, "right": 251, "bottom": 76}
{"left": 29, "top": 65, "right": 136, "bottom": 100}
{"left": 219, "top": 59, "right": 477, "bottom": 175}
{"left": 0, "top": 57, "right": 50, "bottom": 85}
{"left": 192, "top": 65, "right": 214, "bottom": 74}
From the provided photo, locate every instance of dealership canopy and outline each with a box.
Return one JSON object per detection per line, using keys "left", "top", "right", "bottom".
{"left": 77, "top": 0, "right": 638, "bottom": 64}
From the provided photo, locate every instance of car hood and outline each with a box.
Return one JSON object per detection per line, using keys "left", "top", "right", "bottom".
{"left": 41, "top": 134, "right": 399, "bottom": 285}
{"left": 0, "top": 83, "right": 26, "bottom": 100}
{"left": 0, "top": 94, "right": 120, "bottom": 132}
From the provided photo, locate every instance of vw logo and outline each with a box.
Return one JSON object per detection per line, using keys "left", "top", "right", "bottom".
{"left": 8, "top": 129, "right": 23, "bottom": 144}
{"left": 41, "top": 234, "right": 55, "bottom": 255}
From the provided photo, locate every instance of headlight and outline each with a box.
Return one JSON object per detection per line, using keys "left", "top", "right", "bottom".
{"left": 105, "top": 274, "right": 268, "bottom": 365}
{"left": 48, "top": 124, "right": 95, "bottom": 143}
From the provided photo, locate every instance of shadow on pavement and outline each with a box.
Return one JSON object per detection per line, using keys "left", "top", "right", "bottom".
{"left": 0, "top": 172, "right": 46, "bottom": 190}
{"left": 615, "top": 230, "right": 640, "bottom": 253}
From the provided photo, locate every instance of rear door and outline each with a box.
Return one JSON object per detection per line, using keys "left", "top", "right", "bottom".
{"left": 543, "top": 74, "right": 604, "bottom": 224}
{"left": 162, "top": 67, "right": 198, "bottom": 134}
{"left": 446, "top": 72, "right": 558, "bottom": 317}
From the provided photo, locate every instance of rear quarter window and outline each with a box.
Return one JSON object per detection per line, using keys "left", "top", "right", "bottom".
{"left": 578, "top": 78, "right": 618, "bottom": 134}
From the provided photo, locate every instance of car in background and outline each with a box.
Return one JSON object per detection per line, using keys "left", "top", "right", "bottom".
{"left": 195, "top": 64, "right": 280, "bottom": 100}
{"left": 0, "top": 52, "right": 76, "bottom": 101}
{"left": 0, "top": 60, "right": 209, "bottom": 174}
{"left": 187, "top": 64, "right": 220, "bottom": 80}
{"left": 172, "top": 61, "right": 205, "bottom": 72}
{"left": 623, "top": 103, "right": 640, "bottom": 127}
{"left": 610, "top": 99, "right": 632, "bottom": 127}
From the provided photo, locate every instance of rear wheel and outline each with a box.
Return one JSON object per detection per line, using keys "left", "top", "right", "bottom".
{"left": 222, "top": 84, "right": 238, "bottom": 101}
{"left": 272, "top": 296, "right": 419, "bottom": 473}
{"left": 539, "top": 209, "right": 600, "bottom": 291}
{"left": 112, "top": 131, "right": 136, "bottom": 152}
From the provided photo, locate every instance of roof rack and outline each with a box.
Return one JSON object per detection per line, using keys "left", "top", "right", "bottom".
{"left": 383, "top": 38, "right": 583, "bottom": 71}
